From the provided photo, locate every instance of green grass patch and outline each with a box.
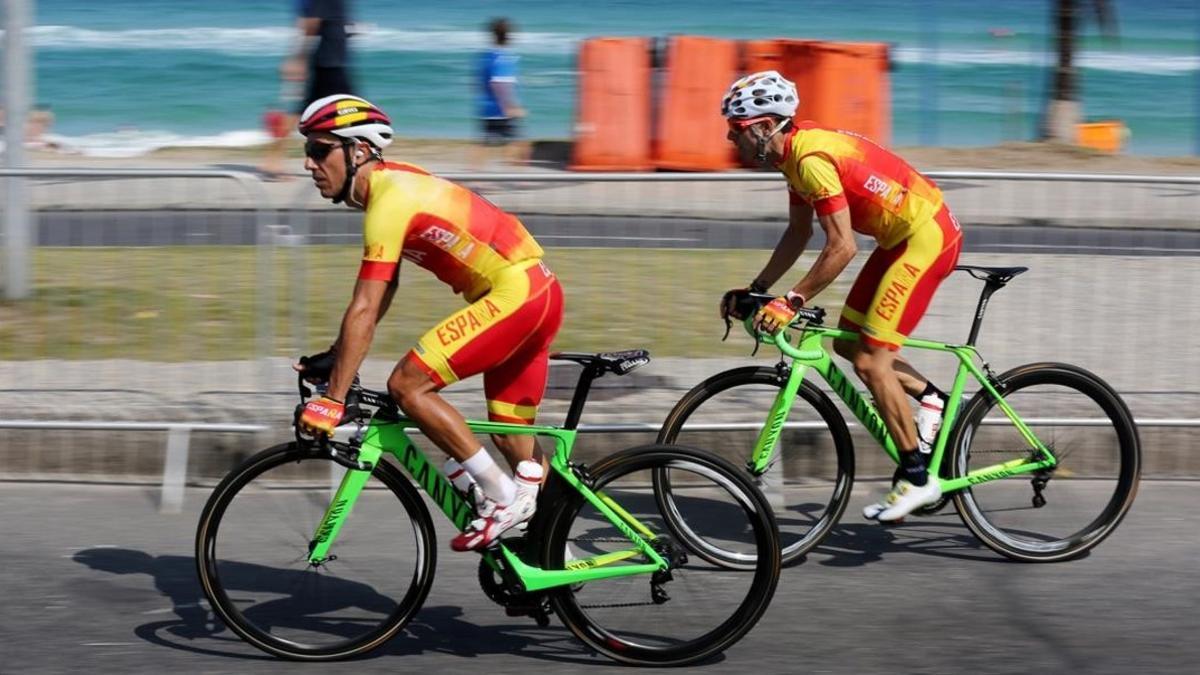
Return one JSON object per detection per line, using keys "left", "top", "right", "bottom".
{"left": 0, "top": 246, "right": 842, "bottom": 360}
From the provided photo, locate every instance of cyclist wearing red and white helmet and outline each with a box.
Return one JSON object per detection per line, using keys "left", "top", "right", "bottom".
{"left": 720, "top": 71, "right": 963, "bottom": 522}
{"left": 295, "top": 94, "right": 563, "bottom": 552}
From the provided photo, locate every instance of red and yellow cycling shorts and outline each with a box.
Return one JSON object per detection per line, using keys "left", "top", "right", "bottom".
{"left": 838, "top": 205, "right": 963, "bottom": 350}
{"left": 407, "top": 259, "right": 564, "bottom": 425}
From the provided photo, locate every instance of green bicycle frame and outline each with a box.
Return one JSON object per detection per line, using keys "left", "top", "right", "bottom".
{"left": 305, "top": 415, "right": 669, "bottom": 592}
{"left": 746, "top": 323, "right": 1057, "bottom": 494}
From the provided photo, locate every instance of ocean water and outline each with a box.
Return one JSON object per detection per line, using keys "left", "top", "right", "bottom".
{"left": 4, "top": 0, "right": 1199, "bottom": 156}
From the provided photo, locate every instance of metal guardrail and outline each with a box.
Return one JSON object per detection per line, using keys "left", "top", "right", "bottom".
{"left": 581, "top": 418, "right": 1200, "bottom": 433}
{"left": 0, "top": 167, "right": 276, "bottom": 367}
{"left": 3, "top": 168, "right": 1199, "bottom": 490}
{"left": 0, "top": 419, "right": 268, "bottom": 514}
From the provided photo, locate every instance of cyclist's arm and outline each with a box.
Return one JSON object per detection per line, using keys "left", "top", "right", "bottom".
{"left": 327, "top": 277, "right": 391, "bottom": 401}
{"left": 326, "top": 184, "right": 418, "bottom": 398}
{"left": 788, "top": 205, "right": 857, "bottom": 303}
{"left": 752, "top": 200, "right": 814, "bottom": 290}
{"left": 376, "top": 275, "right": 399, "bottom": 322}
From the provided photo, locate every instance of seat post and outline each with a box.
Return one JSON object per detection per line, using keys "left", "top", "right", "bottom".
{"left": 562, "top": 365, "right": 604, "bottom": 431}
{"left": 966, "top": 280, "right": 1004, "bottom": 346}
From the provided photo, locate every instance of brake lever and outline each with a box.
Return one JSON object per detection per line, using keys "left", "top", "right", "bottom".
{"left": 722, "top": 317, "right": 732, "bottom": 342}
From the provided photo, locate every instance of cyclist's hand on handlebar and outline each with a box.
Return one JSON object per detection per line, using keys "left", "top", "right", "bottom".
{"left": 294, "top": 347, "right": 336, "bottom": 383}
{"left": 720, "top": 287, "right": 757, "bottom": 320}
{"left": 299, "top": 396, "right": 345, "bottom": 437}
{"left": 754, "top": 296, "right": 799, "bottom": 335}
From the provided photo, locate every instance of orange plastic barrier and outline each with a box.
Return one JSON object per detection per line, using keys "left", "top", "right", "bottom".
{"left": 653, "top": 36, "right": 740, "bottom": 171}
{"left": 740, "top": 39, "right": 786, "bottom": 74}
{"left": 791, "top": 42, "right": 892, "bottom": 147}
{"left": 570, "top": 38, "right": 653, "bottom": 171}
{"left": 1077, "top": 120, "right": 1128, "bottom": 153}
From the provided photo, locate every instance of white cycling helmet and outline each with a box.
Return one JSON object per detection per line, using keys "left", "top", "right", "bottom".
{"left": 299, "top": 94, "right": 394, "bottom": 149}
{"left": 721, "top": 70, "right": 798, "bottom": 120}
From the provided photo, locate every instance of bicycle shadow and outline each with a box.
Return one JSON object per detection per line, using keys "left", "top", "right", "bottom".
{"left": 804, "top": 518, "right": 999, "bottom": 567}
{"left": 70, "top": 547, "right": 627, "bottom": 666}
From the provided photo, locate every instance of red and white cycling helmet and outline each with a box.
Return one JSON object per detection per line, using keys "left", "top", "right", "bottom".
{"left": 720, "top": 70, "right": 799, "bottom": 121}
{"left": 298, "top": 94, "right": 394, "bottom": 149}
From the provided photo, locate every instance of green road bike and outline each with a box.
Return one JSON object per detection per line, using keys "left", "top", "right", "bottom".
{"left": 195, "top": 350, "right": 781, "bottom": 666}
{"left": 657, "top": 265, "right": 1140, "bottom": 566}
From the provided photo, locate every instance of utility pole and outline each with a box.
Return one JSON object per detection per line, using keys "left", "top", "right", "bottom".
{"left": 4, "top": 0, "right": 33, "bottom": 300}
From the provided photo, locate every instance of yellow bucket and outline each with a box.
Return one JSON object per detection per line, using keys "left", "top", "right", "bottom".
{"left": 1076, "top": 120, "right": 1128, "bottom": 153}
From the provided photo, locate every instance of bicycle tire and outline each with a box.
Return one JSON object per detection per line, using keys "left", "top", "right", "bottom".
{"left": 540, "top": 444, "right": 782, "bottom": 666}
{"left": 195, "top": 442, "right": 437, "bottom": 660}
{"left": 657, "top": 366, "right": 854, "bottom": 567}
{"left": 947, "top": 363, "right": 1141, "bottom": 562}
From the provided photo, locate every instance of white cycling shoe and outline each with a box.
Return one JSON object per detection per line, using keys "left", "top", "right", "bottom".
{"left": 863, "top": 478, "right": 942, "bottom": 522}
{"left": 450, "top": 460, "right": 543, "bottom": 552}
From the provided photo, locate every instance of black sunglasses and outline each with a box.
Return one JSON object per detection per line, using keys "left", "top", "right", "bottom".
{"left": 304, "top": 139, "right": 342, "bottom": 161}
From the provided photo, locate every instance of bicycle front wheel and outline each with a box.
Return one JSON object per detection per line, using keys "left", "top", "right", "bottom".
{"left": 658, "top": 366, "right": 854, "bottom": 567}
{"left": 948, "top": 363, "right": 1141, "bottom": 562}
{"left": 195, "top": 443, "right": 437, "bottom": 660}
{"left": 540, "top": 444, "right": 781, "bottom": 666}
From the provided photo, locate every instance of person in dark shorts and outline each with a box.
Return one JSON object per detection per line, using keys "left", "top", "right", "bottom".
{"left": 470, "top": 18, "right": 530, "bottom": 169}
{"left": 262, "top": 0, "right": 357, "bottom": 179}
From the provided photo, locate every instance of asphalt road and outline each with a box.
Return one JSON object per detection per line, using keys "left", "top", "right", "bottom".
{"left": 31, "top": 210, "right": 1200, "bottom": 256}
{"left": 3, "top": 481, "right": 1198, "bottom": 675}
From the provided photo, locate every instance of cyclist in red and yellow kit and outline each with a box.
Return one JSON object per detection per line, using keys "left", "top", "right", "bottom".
{"left": 293, "top": 95, "right": 564, "bottom": 551}
{"left": 720, "top": 72, "right": 963, "bottom": 521}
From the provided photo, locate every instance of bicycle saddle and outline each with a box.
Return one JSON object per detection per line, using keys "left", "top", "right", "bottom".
{"left": 550, "top": 349, "right": 651, "bottom": 376}
{"left": 955, "top": 265, "right": 1029, "bottom": 285}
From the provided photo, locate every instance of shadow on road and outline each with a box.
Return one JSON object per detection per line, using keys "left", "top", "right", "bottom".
{"left": 71, "top": 547, "right": 621, "bottom": 666}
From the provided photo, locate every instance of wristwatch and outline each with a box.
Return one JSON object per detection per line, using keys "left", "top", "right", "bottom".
{"left": 785, "top": 290, "right": 806, "bottom": 309}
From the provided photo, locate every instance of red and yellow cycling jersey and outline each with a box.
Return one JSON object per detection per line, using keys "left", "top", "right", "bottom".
{"left": 777, "top": 121, "right": 945, "bottom": 250}
{"left": 357, "top": 162, "right": 544, "bottom": 301}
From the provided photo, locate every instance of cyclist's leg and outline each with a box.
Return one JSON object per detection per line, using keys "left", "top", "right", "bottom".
{"left": 391, "top": 261, "right": 561, "bottom": 548}
{"left": 842, "top": 209, "right": 961, "bottom": 519}
{"left": 388, "top": 261, "right": 558, "bottom": 459}
{"left": 836, "top": 206, "right": 963, "bottom": 399}
{"left": 484, "top": 269, "right": 564, "bottom": 473}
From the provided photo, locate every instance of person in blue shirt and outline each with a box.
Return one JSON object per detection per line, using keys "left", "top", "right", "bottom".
{"left": 471, "top": 18, "right": 530, "bottom": 168}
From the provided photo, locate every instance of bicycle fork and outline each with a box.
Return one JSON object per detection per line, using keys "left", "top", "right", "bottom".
{"left": 306, "top": 439, "right": 385, "bottom": 565}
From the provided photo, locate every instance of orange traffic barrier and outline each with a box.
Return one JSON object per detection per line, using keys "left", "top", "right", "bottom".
{"left": 653, "top": 36, "right": 739, "bottom": 171}
{"left": 740, "top": 39, "right": 786, "bottom": 74}
{"left": 1077, "top": 120, "right": 1128, "bottom": 153}
{"left": 570, "top": 38, "right": 653, "bottom": 171}
{"left": 793, "top": 42, "right": 892, "bottom": 147}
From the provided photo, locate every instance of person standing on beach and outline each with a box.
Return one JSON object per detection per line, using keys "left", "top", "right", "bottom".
{"left": 720, "top": 71, "right": 963, "bottom": 522}
{"left": 470, "top": 18, "right": 531, "bottom": 169}
{"left": 293, "top": 94, "right": 564, "bottom": 551}
{"left": 261, "top": 0, "right": 357, "bottom": 179}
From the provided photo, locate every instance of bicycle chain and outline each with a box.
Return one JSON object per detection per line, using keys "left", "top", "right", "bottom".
{"left": 580, "top": 599, "right": 659, "bottom": 609}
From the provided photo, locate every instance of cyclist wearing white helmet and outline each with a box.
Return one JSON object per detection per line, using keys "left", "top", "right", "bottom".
{"left": 720, "top": 71, "right": 964, "bottom": 522}
{"left": 295, "top": 94, "right": 563, "bottom": 552}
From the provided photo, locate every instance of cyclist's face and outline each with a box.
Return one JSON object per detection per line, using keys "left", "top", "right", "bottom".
{"left": 304, "top": 134, "right": 345, "bottom": 199}
{"left": 727, "top": 120, "right": 764, "bottom": 165}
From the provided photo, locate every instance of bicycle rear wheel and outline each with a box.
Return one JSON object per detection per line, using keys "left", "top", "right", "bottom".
{"left": 948, "top": 363, "right": 1140, "bottom": 562}
{"left": 658, "top": 366, "right": 854, "bottom": 567}
{"left": 540, "top": 444, "right": 781, "bottom": 666}
{"left": 195, "top": 443, "right": 437, "bottom": 659}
